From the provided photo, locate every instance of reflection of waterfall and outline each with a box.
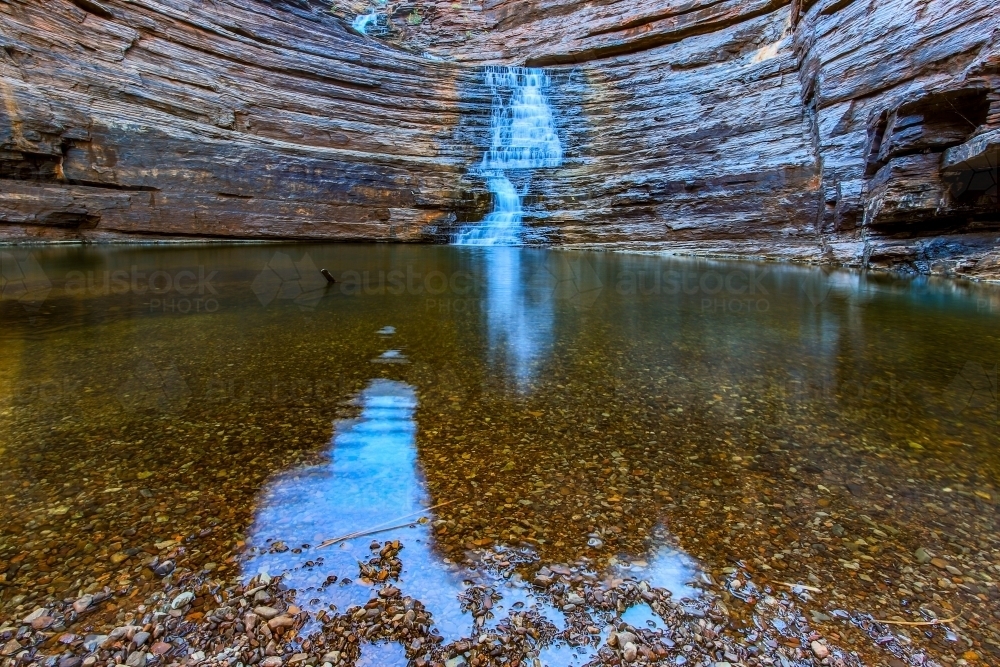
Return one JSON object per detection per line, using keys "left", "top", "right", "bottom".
{"left": 455, "top": 67, "right": 563, "bottom": 246}
{"left": 243, "top": 380, "right": 468, "bottom": 640}
{"left": 483, "top": 249, "right": 556, "bottom": 390}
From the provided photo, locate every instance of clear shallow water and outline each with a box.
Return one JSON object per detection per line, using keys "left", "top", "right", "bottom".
{"left": 1, "top": 244, "right": 1000, "bottom": 665}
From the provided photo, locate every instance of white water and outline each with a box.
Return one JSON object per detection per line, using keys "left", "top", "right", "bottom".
{"left": 455, "top": 67, "right": 563, "bottom": 246}
{"left": 352, "top": 10, "right": 379, "bottom": 35}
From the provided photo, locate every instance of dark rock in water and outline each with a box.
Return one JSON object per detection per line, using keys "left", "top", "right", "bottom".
{"left": 153, "top": 560, "right": 175, "bottom": 577}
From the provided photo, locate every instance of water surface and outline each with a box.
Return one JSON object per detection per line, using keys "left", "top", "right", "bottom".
{"left": 1, "top": 244, "right": 999, "bottom": 665}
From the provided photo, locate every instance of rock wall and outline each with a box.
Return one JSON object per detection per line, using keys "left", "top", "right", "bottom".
{"left": 0, "top": 0, "right": 481, "bottom": 241}
{"left": 1, "top": 0, "right": 998, "bottom": 277}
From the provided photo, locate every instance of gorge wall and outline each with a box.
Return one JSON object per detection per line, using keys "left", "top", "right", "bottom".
{"left": 1, "top": 0, "right": 998, "bottom": 278}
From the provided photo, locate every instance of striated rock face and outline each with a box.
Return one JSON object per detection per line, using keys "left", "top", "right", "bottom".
{"left": 1, "top": 0, "right": 998, "bottom": 278}
{"left": 0, "top": 0, "right": 482, "bottom": 241}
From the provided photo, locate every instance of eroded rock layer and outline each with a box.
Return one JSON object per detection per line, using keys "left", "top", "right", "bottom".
{"left": 0, "top": 0, "right": 481, "bottom": 241}
{"left": 1, "top": 0, "right": 998, "bottom": 277}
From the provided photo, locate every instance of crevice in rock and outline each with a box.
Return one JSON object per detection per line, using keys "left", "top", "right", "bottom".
{"left": 61, "top": 179, "right": 161, "bottom": 192}
{"left": 67, "top": 0, "right": 115, "bottom": 21}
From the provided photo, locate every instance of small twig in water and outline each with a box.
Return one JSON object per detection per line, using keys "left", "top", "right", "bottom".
{"left": 871, "top": 613, "right": 962, "bottom": 627}
{"left": 317, "top": 500, "right": 455, "bottom": 548}
{"left": 772, "top": 581, "right": 823, "bottom": 593}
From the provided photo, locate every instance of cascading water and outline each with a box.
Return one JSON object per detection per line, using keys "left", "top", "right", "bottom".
{"left": 352, "top": 9, "right": 379, "bottom": 35}
{"left": 454, "top": 67, "right": 563, "bottom": 246}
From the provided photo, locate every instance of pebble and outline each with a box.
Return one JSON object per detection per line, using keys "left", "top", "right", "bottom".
{"left": 72, "top": 595, "right": 93, "bottom": 613}
{"left": 1, "top": 640, "right": 22, "bottom": 656}
{"left": 23, "top": 608, "right": 47, "bottom": 623}
{"left": 82, "top": 635, "right": 108, "bottom": 652}
{"left": 125, "top": 651, "right": 146, "bottom": 667}
{"left": 154, "top": 560, "right": 175, "bottom": 577}
{"left": 254, "top": 605, "right": 280, "bottom": 619}
{"left": 260, "top": 658, "right": 283, "bottom": 667}
{"left": 267, "top": 615, "right": 295, "bottom": 629}
{"left": 133, "top": 631, "right": 150, "bottom": 646}
{"left": 30, "top": 615, "right": 55, "bottom": 630}
{"left": 170, "top": 592, "right": 194, "bottom": 609}
{"left": 811, "top": 641, "right": 830, "bottom": 659}
{"left": 150, "top": 642, "right": 172, "bottom": 656}
{"left": 623, "top": 642, "right": 638, "bottom": 661}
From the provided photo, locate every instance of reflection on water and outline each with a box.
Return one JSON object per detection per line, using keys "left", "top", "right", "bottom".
{"left": 2, "top": 244, "right": 1000, "bottom": 666}
{"left": 480, "top": 248, "right": 555, "bottom": 390}
{"left": 243, "top": 380, "right": 469, "bottom": 640}
{"left": 243, "top": 379, "right": 582, "bottom": 648}
{"left": 613, "top": 531, "right": 700, "bottom": 602}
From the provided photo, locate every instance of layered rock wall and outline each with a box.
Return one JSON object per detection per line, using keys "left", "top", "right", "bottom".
{"left": 0, "top": 0, "right": 480, "bottom": 241}
{"left": 1, "top": 0, "right": 998, "bottom": 277}
{"left": 415, "top": 0, "right": 998, "bottom": 274}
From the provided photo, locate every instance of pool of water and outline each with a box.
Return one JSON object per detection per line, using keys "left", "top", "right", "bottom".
{"left": 1, "top": 244, "right": 999, "bottom": 665}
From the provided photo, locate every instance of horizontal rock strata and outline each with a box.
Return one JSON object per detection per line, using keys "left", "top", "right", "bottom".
{"left": 0, "top": 0, "right": 481, "bottom": 241}
{"left": 1, "top": 0, "right": 998, "bottom": 278}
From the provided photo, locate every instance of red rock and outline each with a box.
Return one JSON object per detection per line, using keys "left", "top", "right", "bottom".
{"left": 30, "top": 616, "right": 55, "bottom": 630}
{"left": 267, "top": 615, "right": 295, "bottom": 630}
{"left": 150, "top": 642, "right": 172, "bottom": 656}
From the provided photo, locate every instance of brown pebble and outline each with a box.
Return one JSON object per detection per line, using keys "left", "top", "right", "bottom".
{"left": 254, "top": 606, "right": 280, "bottom": 620}
{"left": 267, "top": 615, "right": 294, "bottom": 630}
{"left": 150, "top": 642, "right": 172, "bottom": 656}
{"left": 31, "top": 616, "right": 55, "bottom": 630}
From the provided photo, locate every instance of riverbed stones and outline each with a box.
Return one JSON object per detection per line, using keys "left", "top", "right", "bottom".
{"left": 254, "top": 606, "right": 280, "bottom": 620}
{"left": 811, "top": 641, "right": 830, "bottom": 659}
{"left": 170, "top": 592, "right": 194, "bottom": 609}
{"left": 150, "top": 642, "right": 172, "bottom": 656}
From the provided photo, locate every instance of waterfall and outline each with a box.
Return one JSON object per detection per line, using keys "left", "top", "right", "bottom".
{"left": 352, "top": 9, "right": 379, "bottom": 35}
{"left": 455, "top": 67, "right": 563, "bottom": 246}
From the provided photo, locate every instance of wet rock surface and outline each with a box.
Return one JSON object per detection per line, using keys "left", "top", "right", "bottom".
{"left": 2, "top": 245, "right": 1000, "bottom": 666}
{"left": 2, "top": 0, "right": 997, "bottom": 278}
